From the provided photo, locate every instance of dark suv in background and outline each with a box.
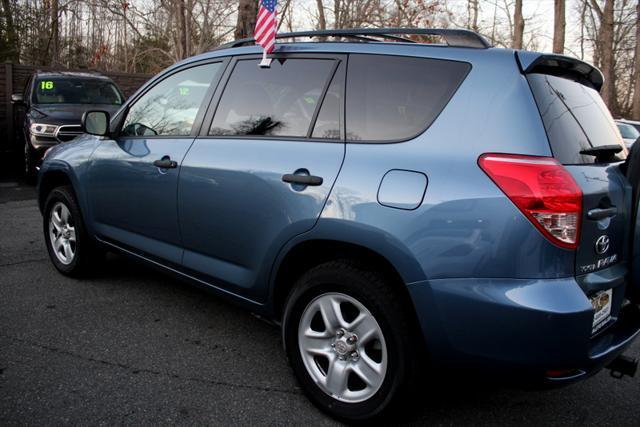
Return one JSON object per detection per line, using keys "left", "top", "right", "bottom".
{"left": 12, "top": 71, "right": 125, "bottom": 181}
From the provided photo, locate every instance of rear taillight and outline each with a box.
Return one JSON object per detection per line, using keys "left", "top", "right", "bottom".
{"left": 478, "top": 153, "right": 582, "bottom": 250}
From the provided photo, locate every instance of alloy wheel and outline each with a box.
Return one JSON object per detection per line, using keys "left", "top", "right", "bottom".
{"left": 298, "top": 292, "right": 387, "bottom": 403}
{"left": 48, "top": 202, "right": 76, "bottom": 265}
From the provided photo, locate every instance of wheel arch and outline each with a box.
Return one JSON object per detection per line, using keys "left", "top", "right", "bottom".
{"left": 38, "top": 168, "right": 74, "bottom": 212}
{"left": 270, "top": 239, "right": 421, "bottom": 329}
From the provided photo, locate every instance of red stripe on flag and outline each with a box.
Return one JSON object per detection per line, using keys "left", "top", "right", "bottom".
{"left": 254, "top": 3, "right": 277, "bottom": 54}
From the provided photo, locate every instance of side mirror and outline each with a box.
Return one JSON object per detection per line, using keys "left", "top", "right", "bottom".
{"left": 82, "top": 110, "right": 110, "bottom": 136}
{"left": 11, "top": 93, "right": 24, "bottom": 105}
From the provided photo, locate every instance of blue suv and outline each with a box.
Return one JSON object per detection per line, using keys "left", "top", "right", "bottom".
{"left": 38, "top": 29, "right": 640, "bottom": 422}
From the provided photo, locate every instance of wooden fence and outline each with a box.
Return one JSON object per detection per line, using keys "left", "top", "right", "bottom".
{"left": 0, "top": 62, "right": 152, "bottom": 153}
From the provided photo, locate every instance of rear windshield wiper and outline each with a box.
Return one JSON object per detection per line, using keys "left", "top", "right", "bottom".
{"left": 580, "top": 145, "right": 622, "bottom": 163}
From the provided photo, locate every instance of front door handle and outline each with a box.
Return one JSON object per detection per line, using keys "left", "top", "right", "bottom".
{"left": 153, "top": 157, "right": 178, "bottom": 169}
{"left": 282, "top": 173, "right": 323, "bottom": 186}
{"left": 587, "top": 207, "right": 617, "bottom": 220}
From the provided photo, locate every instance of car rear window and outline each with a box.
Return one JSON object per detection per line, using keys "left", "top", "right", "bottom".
{"left": 527, "top": 73, "right": 626, "bottom": 164}
{"left": 345, "top": 54, "right": 470, "bottom": 142}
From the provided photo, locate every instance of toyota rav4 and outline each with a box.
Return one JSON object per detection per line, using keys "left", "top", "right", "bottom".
{"left": 37, "top": 29, "right": 640, "bottom": 422}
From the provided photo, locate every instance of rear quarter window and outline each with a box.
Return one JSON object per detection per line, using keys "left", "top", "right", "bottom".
{"left": 527, "top": 73, "right": 626, "bottom": 164}
{"left": 345, "top": 54, "right": 470, "bottom": 142}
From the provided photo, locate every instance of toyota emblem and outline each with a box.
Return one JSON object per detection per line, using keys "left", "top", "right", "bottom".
{"left": 595, "top": 235, "right": 610, "bottom": 255}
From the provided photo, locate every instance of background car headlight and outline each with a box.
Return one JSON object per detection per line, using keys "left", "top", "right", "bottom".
{"left": 30, "top": 123, "right": 58, "bottom": 137}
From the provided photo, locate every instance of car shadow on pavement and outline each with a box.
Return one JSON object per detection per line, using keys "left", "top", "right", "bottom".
{"left": 81, "top": 253, "right": 602, "bottom": 426}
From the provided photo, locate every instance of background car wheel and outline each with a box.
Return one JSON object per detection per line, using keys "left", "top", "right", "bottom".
{"left": 283, "top": 260, "right": 417, "bottom": 423}
{"left": 24, "top": 142, "right": 37, "bottom": 183}
{"left": 43, "top": 185, "right": 103, "bottom": 277}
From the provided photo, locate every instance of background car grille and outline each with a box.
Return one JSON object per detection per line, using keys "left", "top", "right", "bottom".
{"left": 56, "top": 125, "right": 83, "bottom": 143}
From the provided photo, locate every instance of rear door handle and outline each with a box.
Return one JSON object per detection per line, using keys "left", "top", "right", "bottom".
{"left": 282, "top": 173, "right": 323, "bottom": 186}
{"left": 587, "top": 207, "right": 617, "bottom": 220}
{"left": 153, "top": 157, "right": 178, "bottom": 169}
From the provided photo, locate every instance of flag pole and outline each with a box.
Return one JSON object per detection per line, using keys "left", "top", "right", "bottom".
{"left": 259, "top": 48, "right": 272, "bottom": 68}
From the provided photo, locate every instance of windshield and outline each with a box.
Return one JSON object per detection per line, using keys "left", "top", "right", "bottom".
{"left": 617, "top": 122, "right": 640, "bottom": 140}
{"left": 33, "top": 78, "right": 123, "bottom": 105}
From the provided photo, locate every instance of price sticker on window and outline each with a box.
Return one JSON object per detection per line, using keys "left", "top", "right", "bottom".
{"left": 40, "top": 81, "right": 54, "bottom": 90}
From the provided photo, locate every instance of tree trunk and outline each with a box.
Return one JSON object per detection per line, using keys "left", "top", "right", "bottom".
{"left": 178, "top": 0, "right": 188, "bottom": 59}
{"left": 235, "top": 0, "right": 259, "bottom": 40}
{"left": 553, "top": 0, "right": 566, "bottom": 54}
{"left": 632, "top": 0, "right": 640, "bottom": 120}
{"left": 600, "top": 0, "right": 616, "bottom": 112}
{"left": 512, "top": 0, "right": 524, "bottom": 49}
{"left": 1, "top": 0, "right": 19, "bottom": 61}
{"left": 51, "top": 0, "right": 59, "bottom": 65}
{"left": 468, "top": 0, "right": 479, "bottom": 32}
{"left": 316, "top": 0, "right": 327, "bottom": 30}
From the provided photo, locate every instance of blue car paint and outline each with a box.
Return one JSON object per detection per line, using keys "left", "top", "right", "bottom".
{"left": 177, "top": 138, "right": 345, "bottom": 301}
{"left": 38, "top": 41, "right": 640, "bottom": 379}
{"left": 86, "top": 137, "right": 195, "bottom": 265}
{"left": 377, "top": 170, "right": 428, "bottom": 210}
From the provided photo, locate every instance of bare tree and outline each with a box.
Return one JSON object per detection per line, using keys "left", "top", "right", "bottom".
{"left": 512, "top": 0, "right": 524, "bottom": 48}
{"left": 553, "top": 0, "right": 566, "bottom": 53}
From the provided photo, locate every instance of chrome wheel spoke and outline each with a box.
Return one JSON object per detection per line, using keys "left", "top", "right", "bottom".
{"left": 299, "top": 330, "right": 333, "bottom": 357}
{"left": 325, "top": 358, "right": 349, "bottom": 397}
{"left": 54, "top": 235, "right": 65, "bottom": 252}
{"left": 62, "top": 241, "right": 74, "bottom": 260}
{"left": 353, "top": 354, "right": 384, "bottom": 388}
{"left": 52, "top": 210, "right": 64, "bottom": 231}
{"left": 60, "top": 204, "right": 70, "bottom": 224}
{"left": 67, "top": 227, "right": 76, "bottom": 242}
{"left": 350, "top": 312, "right": 379, "bottom": 344}
{"left": 317, "top": 296, "right": 345, "bottom": 331}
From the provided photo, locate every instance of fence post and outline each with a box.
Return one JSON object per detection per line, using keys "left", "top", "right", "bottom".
{"left": 5, "top": 62, "right": 14, "bottom": 150}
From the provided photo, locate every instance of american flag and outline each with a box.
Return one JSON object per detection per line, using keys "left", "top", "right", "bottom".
{"left": 254, "top": 0, "right": 277, "bottom": 54}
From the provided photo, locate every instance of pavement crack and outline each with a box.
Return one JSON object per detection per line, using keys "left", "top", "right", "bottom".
{"left": 1, "top": 334, "right": 300, "bottom": 396}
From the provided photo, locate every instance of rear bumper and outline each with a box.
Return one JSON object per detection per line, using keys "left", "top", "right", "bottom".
{"left": 407, "top": 273, "right": 640, "bottom": 381}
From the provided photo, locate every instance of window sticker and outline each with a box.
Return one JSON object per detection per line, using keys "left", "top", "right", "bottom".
{"left": 179, "top": 87, "right": 190, "bottom": 96}
{"left": 40, "top": 81, "right": 54, "bottom": 90}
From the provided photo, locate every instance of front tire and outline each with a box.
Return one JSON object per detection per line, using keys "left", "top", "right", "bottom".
{"left": 24, "top": 142, "right": 37, "bottom": 183}
{"left": 282, "top": 260, "right": 417, "bottom": 422}
{"left": 43, "top": 186, "right": 103, "bottom": 276}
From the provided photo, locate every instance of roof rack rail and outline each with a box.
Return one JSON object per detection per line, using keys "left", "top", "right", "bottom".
{"left": 219, "top": 28, "right": 492, "bottom": 50}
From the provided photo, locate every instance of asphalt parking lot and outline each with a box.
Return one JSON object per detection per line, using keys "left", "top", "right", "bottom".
{"left": 1, "top": 179, "right": 639, "bottom": 426}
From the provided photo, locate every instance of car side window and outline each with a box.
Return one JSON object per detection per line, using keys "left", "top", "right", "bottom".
{"left": 346, "top": 54, "right": 471, "bottom": 142}
{"left": 311, "top": 62, "right": 343, "bottom": 140}
{"left": 121, "top": 62, "right": 222, "bottom": 137}
{"left": 209, "top": 58, "right": 336, "bottom": 138}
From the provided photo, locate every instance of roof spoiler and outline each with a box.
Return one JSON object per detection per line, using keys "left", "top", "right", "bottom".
{"left": 516, "top": 51, "right": 604, "bottom": 92}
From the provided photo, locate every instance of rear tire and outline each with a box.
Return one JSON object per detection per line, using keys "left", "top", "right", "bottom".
{"left": 282, "top": 260, "right": 417, "bottom": 423}
{"left": 43, "top": 185, "right": 103, "bottom": 277}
